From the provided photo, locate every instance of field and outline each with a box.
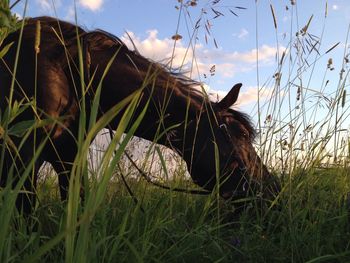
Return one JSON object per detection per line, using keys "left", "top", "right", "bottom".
{"left": 1, "top": 167, "right": 349, "bottom": 262}
{"left": 1, "top": 1, "right": 350, "bottom": 262}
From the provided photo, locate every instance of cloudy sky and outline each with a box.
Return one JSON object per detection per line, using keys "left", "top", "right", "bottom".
{"left": 11, "top": 0, "right": 350, "bottom": 115}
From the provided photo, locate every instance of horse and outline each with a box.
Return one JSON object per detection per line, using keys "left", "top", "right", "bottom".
{"left": 0, "top": 16, "right": 280, "bottom": 214}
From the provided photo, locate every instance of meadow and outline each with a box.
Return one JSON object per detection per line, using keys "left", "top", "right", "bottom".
{"left": 1, "top": 1, "right": 350, "bottom": 262}
{"left": 3, "top": 165, "right": 350, "bottom": 262}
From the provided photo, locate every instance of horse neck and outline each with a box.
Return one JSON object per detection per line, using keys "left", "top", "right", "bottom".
{"left": 133, "top": 93, "right": 214, "bottom": 173}
{"left": 89, "top": 46, "right": 206, "bottom": 158}
{"left": 134, "top": 89, "right": 201, "bottom": 152}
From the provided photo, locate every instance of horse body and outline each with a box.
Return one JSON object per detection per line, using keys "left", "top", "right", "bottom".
{"left": 0, "top": 17, "right": 279, "bottom": 213}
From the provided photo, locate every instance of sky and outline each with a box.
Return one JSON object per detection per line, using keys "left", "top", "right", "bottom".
{"left": 9, "top": 0, "right": 350, "bottom": 164}
{"left": 10, "top": 0, "right": 350, "bottom": 127}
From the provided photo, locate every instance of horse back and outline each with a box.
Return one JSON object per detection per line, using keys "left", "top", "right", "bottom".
{"left": 0, "top": 17, "right": 85, "bottom": 136}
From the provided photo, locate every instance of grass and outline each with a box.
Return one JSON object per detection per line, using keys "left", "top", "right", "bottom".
{"left": 1, "top": 0, "right": 350, "bottom": 262}
{"left": 2, "top": 167, "right": 349, "bottom": 262}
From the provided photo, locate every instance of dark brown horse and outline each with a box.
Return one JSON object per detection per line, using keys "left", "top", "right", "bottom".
{"left": 0, "top": 17, "right": 280, "bottom": 214}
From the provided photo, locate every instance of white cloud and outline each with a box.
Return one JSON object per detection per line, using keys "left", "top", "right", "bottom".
{"left": 230, "top": 45, "right": 283, "bottom": 64}
{"left": 200, "top": 44, "right": 284, "bottom": 65}
{"left": 122, "top": 30, "right": 284, "bottom": 80}
{"left": 215, "top": 63, "right": 236, "bottom": 78}
{"left": 122, "top": 30, "right": 203, "bottom": 72}
{"left": 121, "top": 31, "right": 287, "bottom": 108}
{"left": 237, "top": 28, "right": 249, "bottom": 40}
{"left": 79, "top": 0, "right": 103, "bottom": 11}
{"left": 236, "top": 86, "right": 276, "bottom": 107}
{"left": 35, "top": 0, "right": 51, "bottom": 11}
{"left": 208, "top": 86, "right": 275, "bottom": 108}
{"left": 36, "top": 0, "right": 62, "bottom": 12}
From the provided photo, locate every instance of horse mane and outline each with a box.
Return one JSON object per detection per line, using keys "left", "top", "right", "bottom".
{"left": 87, "top": 28, "right": 208, "bottom": 108}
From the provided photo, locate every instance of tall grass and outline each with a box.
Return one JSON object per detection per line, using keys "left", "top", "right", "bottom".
{"left": 0, "top": 1, "right": 350, "bottom": 262}
{"left": 255, "top": 2, "right": 350, "bottom": 172}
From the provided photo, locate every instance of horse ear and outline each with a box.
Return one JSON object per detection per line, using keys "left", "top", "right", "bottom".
{"left": 216, "top": 83, "right": 242, "bottom": 111}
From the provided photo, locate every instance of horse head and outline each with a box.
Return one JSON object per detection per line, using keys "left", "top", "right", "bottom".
{"left": 186, "top": 83, "right": 280, "bottom": 202}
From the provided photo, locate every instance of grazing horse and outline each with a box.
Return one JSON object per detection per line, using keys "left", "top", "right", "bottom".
{"left": 0, "top": 17, "right": 280, "bottom": 214}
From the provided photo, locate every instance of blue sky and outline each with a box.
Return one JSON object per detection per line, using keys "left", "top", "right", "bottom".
{"left": 11, "top": 0, "right": 350, "bottom": 113}
{"left": 9, "top": 0, "right": 350, "bottom": 162}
